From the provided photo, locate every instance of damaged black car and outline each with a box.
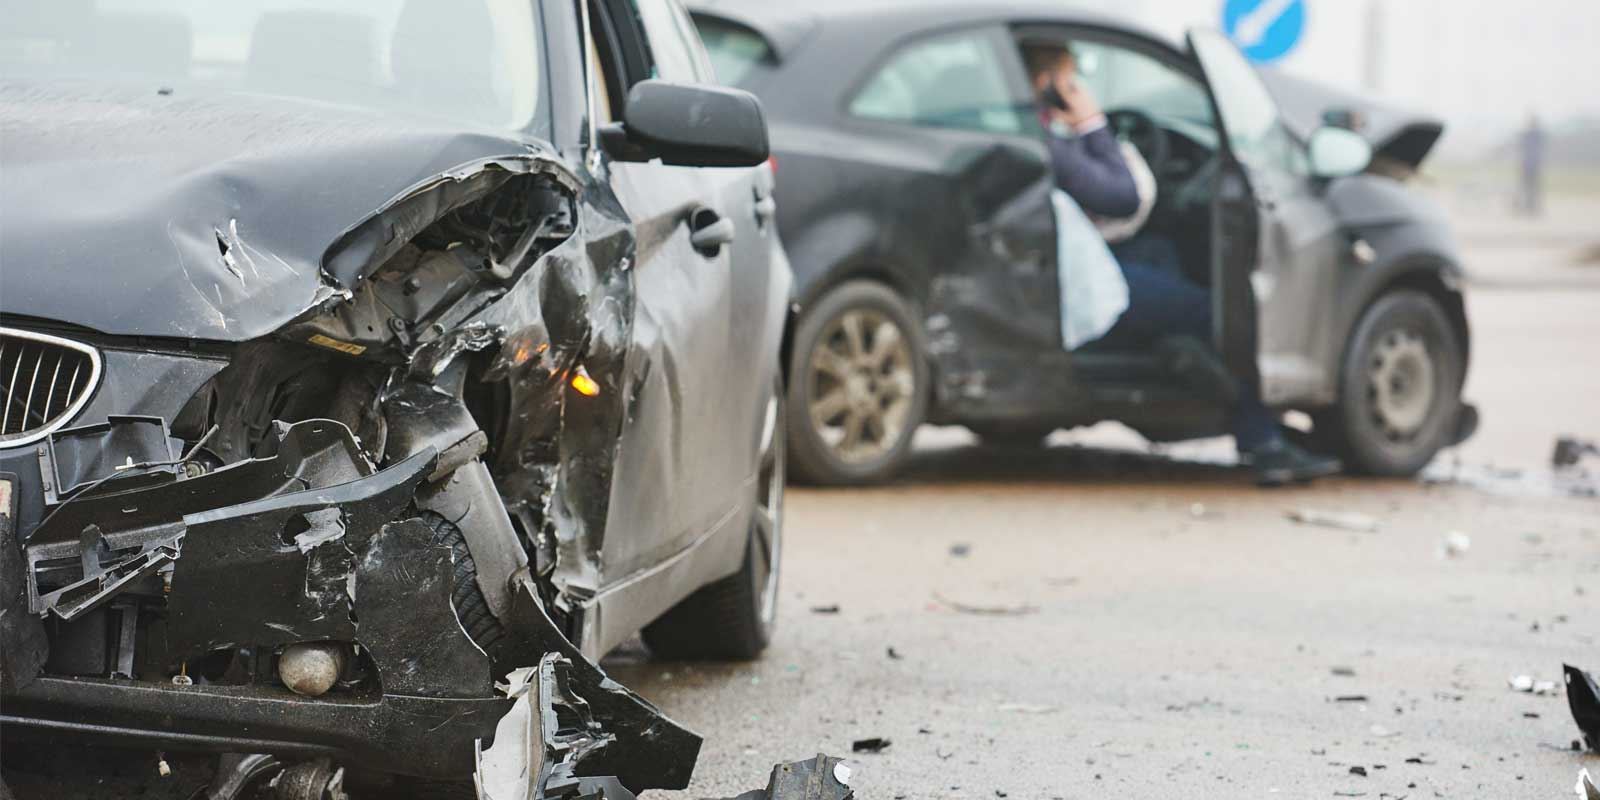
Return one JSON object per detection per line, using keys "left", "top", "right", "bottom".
{"left": 0, "top": 0, "right": 790, "bottom": 797}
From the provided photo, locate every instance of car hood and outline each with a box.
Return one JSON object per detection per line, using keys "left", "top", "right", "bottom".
{"left": 1261, "top": 70, "right": 1444, "bottom": 172}
{"left": 0, "top": 80, "right": 551, "bottom": 342}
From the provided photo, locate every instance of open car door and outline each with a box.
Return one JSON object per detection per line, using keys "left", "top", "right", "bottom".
{"left": 1186, "top": 28, "right": 1278, "bottom": 381}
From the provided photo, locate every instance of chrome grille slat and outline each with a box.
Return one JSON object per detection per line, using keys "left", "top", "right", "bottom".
{"left": 2, "top": 344, "right": 23, "bottom": 433}
{"left": 0, "top": 328, "right": 102, "bottom": 448}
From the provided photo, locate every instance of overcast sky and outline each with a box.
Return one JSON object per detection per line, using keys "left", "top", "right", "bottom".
{"left": 1087, "top": 0, "right": 1600, "bottom": 156}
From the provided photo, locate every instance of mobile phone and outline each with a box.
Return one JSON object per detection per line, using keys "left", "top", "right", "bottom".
{"left": 1041, "top": 84, "right": 1070, "bottom": 112}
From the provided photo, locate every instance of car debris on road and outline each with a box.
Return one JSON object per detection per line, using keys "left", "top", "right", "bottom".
{"left": 1566, "top": 664, "right": 1600, "bottom": 751}
{"left": 1286, "top": 509, "right": 1381, "bottom": 533}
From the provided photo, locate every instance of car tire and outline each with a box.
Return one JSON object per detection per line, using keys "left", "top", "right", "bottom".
{"left": 421, "top": 512, "right": 507, "bottom": 659}
{"left": 786, "top": 281, "right": 928, "bottom": 485}
{"left": 968, "top": 424, "right": 1056, "bottom": 448}
{"left": 1321, "top": 290, "right": 1465, "bottom": 476}
{"left": 642, "top": 378, "right": 784, "bottom": 661}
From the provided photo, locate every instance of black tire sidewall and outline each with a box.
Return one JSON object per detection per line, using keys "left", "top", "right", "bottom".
{"left": 785, "top": 280, "right": 929, "bottom": 485}
{"left": 1335, "top": 290, "right": 1464, "bottom": 476}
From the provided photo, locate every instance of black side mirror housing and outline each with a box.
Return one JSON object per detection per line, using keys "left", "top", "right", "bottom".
{"left": 601, "top": 79, "right": 770, "bottom": 168}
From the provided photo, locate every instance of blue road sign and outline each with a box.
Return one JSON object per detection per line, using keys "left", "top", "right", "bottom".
{"left": 1222, "top": 0, "right": 1306, "bottom": 64}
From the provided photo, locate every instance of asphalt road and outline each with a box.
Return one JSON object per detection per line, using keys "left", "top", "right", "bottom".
{"left": 604, "top": 220, "right": 1600, "bottom": 798}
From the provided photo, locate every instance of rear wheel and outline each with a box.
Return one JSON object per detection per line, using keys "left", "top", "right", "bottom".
{"left": 643, "top": 378, "right": 783, "bottom": 660}
{"left": 1321, "top": 290, "right": 1464, "bottom": 476}
{"left": 786, "top": 281, "right": 928, "bottom": 485}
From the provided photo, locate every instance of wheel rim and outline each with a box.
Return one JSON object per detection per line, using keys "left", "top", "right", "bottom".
{"left": 1366, "top": 328, "right": 1435, "bottom": 442}
{"left": 806, "top": 308, "right": 915, "bottom": 464}
{"left": 752, "top": 388, "right": 783, "bottom": 628}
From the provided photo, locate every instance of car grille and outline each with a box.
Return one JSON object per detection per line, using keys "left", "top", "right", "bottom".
{"left": 0, "top": 328, "right": 101, "bottom": 447}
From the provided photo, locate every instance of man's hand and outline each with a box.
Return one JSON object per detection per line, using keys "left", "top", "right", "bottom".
{"left": 1053, "top": 74, "right": 1104, "bottom": 131}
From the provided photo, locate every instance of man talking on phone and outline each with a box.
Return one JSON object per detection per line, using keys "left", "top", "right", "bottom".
{"left": 1023, "top": 40, "right": 1342, "bottom": 486}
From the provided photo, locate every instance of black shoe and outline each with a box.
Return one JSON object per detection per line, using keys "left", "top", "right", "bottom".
{"left": 1243, "top": 440, "right": 1343, "bottom": 487}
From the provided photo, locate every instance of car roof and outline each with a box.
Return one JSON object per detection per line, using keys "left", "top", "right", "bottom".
{"left": 686, "top": 0, "right": 1185, "bottom": 61}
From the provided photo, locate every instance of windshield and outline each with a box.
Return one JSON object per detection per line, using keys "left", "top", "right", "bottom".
{"left": 0, "top": 0, "right": 545, "bottom": 133}
{"left": 691, "top": 14, "right": 774, "bottom": 88}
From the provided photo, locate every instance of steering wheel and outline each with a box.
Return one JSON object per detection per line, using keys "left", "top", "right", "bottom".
{"left": 1106, "top": 108, "right": 1171, "bottom": 176}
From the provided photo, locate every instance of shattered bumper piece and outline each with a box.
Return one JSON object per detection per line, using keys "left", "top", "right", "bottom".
{"left": 716, "top": 755, "right": 855, "bottom": 800}
{"left": 1567, "top": 663, "right": 1600, "bottom": 752}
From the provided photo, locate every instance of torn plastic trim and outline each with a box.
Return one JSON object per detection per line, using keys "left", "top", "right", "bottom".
{"left": 486, "top": 571, "right": 701, "bottom": 794}
{"left": 23, "top": 418, "right": 380, "bottom": 621}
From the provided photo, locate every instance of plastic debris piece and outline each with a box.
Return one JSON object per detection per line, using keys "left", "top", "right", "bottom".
{"left": 932, "top": 592, "right": 1039, "bottom": 616}
{"left": 1287, "top": 509, "right": 1379, "bottom": 533}
{"left": 1566, "top": 664, "right": 1600, "bottom": 751}
{"left": 851, "top": 738, "right": 890, "bottom": 754}
{"left": 810, "top": 604, "right": 841, "bottom": 615}
{"left": 1438, "top": 531, "right": 1472, "bottom": 559}
{"left": 1510, "top": 674, "right": 1559, "bottom": 695}
{"left": 948, "top": 543, "right": 971, "bottom": 557}
{"left": 997, "top": 703, "right": 1059, "bottom": 715}
{"left": 1578, "top": 768, "right": 1600, "bottom": 800}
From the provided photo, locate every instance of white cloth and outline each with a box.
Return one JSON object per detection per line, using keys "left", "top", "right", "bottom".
{"left": 1053, "top": 188, "right": 1129, "bottom": 351}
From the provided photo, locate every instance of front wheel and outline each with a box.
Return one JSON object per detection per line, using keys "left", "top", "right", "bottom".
{"left": 642, "top": 377, "right": 783, "bottom": 660}
{"left": 1321, "top": 290, "right": 1465, "bottom": 476}
{"left": 785, "top": 281, "right": 928, "bottom": 485}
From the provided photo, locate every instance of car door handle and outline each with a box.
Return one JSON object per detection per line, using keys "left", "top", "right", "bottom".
{"left": 753, "top": 195, "right": 776, "bottom": 223}
{"left": 689, "top": 208, "right": 736, "bottom": 256}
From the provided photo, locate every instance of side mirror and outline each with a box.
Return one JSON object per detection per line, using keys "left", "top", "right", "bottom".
{"left": 602, "top": 79, "right": 770, "bottom": 168}
{"left": 1308, "top": 126, "right": 1373, "bottom": 179}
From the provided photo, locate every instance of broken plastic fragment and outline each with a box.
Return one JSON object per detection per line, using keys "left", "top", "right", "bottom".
{"left": 1438, "top": 531, "right": 1472, "bottom": 559}
{"left": 1286, "top": 509, "right": 1379, "bottom": 533}
{"left": 1566, "top": 664, "right": 1600, "bottom": 751}
{"left": 1509, "top": 674, "right": 1559, "bottom": 695}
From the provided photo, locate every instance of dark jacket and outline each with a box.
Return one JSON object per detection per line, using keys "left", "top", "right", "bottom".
{"left": 1046, "top": 124, "right": 1140, "bottom": 218}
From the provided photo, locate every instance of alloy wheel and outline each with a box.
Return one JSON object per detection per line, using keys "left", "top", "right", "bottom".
{"left": 806, "top": 309, "right": 916, "bottom": 464}
{"left": 752, "top": 388, "right": 784, "bottom": 628}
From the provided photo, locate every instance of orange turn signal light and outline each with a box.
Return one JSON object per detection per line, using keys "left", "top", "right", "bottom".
{"left": 570, "top": 366, "right": 601, "bottom": 397}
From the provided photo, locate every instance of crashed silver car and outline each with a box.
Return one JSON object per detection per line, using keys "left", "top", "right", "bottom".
{"left": 0, "top": 0, "right": 792, "bottom": 796}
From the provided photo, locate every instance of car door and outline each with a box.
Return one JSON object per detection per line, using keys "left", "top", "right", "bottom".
{"left": 846, "top": 25, "right": 1061, "bottom": 411}
{"left": 1187, "top": 29, "right": 1345, "bottom": 400}
{"left": 592, "top": 0, "right": 759, "bottom": 586}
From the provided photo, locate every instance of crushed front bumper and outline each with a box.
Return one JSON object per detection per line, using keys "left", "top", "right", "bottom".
{"left": 0, "top": 418, "right": 698, "bottom": 791}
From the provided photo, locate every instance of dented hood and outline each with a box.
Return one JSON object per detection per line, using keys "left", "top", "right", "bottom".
{"left": 1261, "top": 70, "right": 1444, "bottom": 171}
{"left": 0, "top": 79, "right": 549, "bottom": 342}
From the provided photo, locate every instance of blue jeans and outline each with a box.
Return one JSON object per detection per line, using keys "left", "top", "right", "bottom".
{"left": 1100, "top": 256, "right": 1281, "bottom": 452}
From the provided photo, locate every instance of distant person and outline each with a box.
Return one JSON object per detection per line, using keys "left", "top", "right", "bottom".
{"left": 1519, "top": 113, "right": 1545, "bottom": 217}
{"left": 1023, "top": 40, "right": 1342, "bottom": 486}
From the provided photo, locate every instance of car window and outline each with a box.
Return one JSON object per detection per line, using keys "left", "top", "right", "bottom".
{"left": 691, "top": 14, "right": 773, "bottom": 87}
{"left": 1069, "top": 41, "right": 1214, "bottom": 130}
{"left": 849, "top": 29, "right": 1026, "bottom": 135}
{"left": 0, "top": 0, "right": 545, "bottom": 134}
{"left": 1188, "top": 29, "right": 1305, "bottom": 175}
{"left": 630, "top": 0, "right": 713, "bottom": 83}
